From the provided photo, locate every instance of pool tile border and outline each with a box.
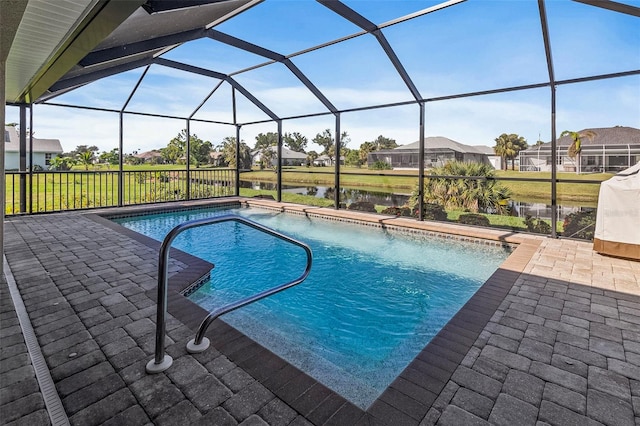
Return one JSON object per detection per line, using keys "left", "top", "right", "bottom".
{"left": 371, "top": 241, "right": 539, "bottom": 423}
{"left": 242, "top": 202, "right": 518, "bottom": 250}
{"left": 95, "top": 198, "right": 540, "bottom": 424}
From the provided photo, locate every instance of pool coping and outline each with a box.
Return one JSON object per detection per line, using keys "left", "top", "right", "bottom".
{"left": 87, "top": 214, "right": 215, "bottom": 299}
{"left": 95, "top": 198, "right": 542, "bottom": 424}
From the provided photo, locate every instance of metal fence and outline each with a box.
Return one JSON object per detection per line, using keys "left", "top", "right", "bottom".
{"left": 520, "top": 145, "right": 640, "bottom": 173}
{"left": 5, "top": 168, "right": 236, "bottom": 215}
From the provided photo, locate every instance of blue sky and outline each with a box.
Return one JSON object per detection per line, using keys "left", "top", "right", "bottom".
{"left": 6, "top": 0, "right": 640, "bottom": 154}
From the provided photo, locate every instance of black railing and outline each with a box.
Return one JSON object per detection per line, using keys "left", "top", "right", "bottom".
{"left": 4, "top": 168, "right": 236, "bottom": 215}
{"left": 267, "top": 168, "right": 604, "bottom": 239}
{"left": 146, "top": 214, "right": 313, "bottom": 373}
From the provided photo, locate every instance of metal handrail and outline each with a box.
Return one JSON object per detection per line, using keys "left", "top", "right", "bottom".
{"left": 146, "top": 214, "right": 313, "bottom": 373}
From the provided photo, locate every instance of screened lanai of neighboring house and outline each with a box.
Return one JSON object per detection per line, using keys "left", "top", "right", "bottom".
{"left": 2, "top": 0, "right": 640, "bottom": 252}
{"left": 519, "top": 126, "right": 640, "bottom": 173}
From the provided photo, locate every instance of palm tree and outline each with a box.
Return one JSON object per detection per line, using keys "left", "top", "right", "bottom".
{"left": 358, "top": 141, "right": 376, "bottom": 166}
{"left": 411, "top": 161, "right": 511, "bottom": 214}
{"left": 559, "top": 130, "right": 596, "bottom": 174}
{"left": 77, "top": 151, "right": 95, "bottom": 170}
{"left": 306, "top": 151, "right": 319, "bottom": 166}
{"left": 494, "top": 134, "right": 511, "bottom": 170}
{"left": 259, "top": 147, "right": 276, "bottom": 170}
{"left": 49, "top": 155, "right": 66, "bottom": 171}
{"left": 494, "top": 133, "right": 528, "bottom": 170}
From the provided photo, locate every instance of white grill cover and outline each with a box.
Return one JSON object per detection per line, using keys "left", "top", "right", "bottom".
{"left": 593, "top": 162, "right": 640, "bottom": 260}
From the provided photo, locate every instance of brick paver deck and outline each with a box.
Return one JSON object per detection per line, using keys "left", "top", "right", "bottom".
{"left": 1, "top": 199, "right": 639, "bottom": 425}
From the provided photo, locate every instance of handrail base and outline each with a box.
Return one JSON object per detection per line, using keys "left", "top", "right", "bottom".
{"left": 146, "top": 355, "right": 173, "bottom": 373}
{"left": 186, "top": 337, "right": 210, "bottom": 354}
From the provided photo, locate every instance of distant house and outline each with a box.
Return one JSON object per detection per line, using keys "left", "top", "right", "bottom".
{"left": 313, "top": 154, "right": 344, "bottom": 167}
{"left": 209, "top": 151, "right": 225, "bottom": 167}
{"left": 133, "top": 150, "right": 164, "bottom": 164}
{"left": 367, "top": 136, "right": 492, "bottom": 169}
{"left": 4, "top": 126, "right": 63, "bottom": 170}
{"left": 252, "top": 146, "right": 307, "bottom": 167}
{"left": 519, "top": 126, "right": 640, "bottom": 172}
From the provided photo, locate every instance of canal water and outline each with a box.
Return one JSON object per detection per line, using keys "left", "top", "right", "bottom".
{"left": 239, "top": 181, "right": 594, "bottom": 221}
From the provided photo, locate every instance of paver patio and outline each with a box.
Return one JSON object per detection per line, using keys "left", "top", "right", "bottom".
{"left": 1, "top": 199, "right": 639, "bottom": 425}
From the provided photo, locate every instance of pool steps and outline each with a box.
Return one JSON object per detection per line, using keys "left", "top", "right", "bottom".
{"left": 146, "top": 214, "right": 312, "bottom": 373}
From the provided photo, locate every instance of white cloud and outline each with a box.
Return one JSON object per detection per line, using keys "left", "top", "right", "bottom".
{"left": 7, "top": 72, "right": 637, "bottom": 155}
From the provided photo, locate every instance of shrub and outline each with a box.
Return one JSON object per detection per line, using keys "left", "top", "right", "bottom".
{"left": 252, "top": 194, "right": 275, "bottom": 200}
{"left": 369, "top": 160, "right": 392, "bottom": 170}
{"left": 409, "top": 161, "right": 511, "bottom": 215}
{"left": 347, "top": 201, "right": 377, "bottom": 212}
{"left": 156, "top": 172, "right": 170, "bottom": 183}
{"left": 563, "top": 210, "right": 596, "bottom": 240}
{"left": 458, "top": 213, "right": 490, "bottom": 227}
{"left": 414, "top": 203, "right": 448, "bottom": 221}
{"left": 380, "top": 206, "right": 412, "bottom": 216}
{"left": 524, "top": 215, "right": 551, "bottom": 234}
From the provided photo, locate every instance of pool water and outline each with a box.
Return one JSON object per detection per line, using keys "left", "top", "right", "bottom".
{"left": 115, "top": 206, "right": 510, "bottom": 408}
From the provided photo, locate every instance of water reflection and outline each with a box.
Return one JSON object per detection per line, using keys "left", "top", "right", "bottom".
{"left": 239, "top": 180, "right": 594, "bottom": 221}
{"left": 240, "top": 181, "right": 409, "bottom": 206}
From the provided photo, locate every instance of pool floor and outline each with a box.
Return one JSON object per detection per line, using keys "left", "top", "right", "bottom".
{"left": 115, "top": 205, "right": 511, "bottom": 408}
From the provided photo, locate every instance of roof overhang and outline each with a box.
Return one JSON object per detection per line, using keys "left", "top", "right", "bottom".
{"left": 3, "top": 0, "right": 145, "bottom": 104}
{"left": 2, "top": 0, "right": 260, "bottom": 104}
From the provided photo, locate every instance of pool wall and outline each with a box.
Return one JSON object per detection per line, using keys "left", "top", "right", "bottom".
{"left": 95, "top": 197, "right": 541, "bottom": 421}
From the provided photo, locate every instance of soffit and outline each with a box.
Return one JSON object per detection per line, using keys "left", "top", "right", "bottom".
{"left": 3, "top": 0, "right": 258, "bottom": 104}
{"left": 4, "top": 0, "right": 100, "bottom": 102}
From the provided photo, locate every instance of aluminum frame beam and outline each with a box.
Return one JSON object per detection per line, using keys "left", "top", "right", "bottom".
{"left": 47, "top": 57, "right": 156, "bottom": 94}
{"left": 207, "top": 29, "right": 284, "bottom": 61}
{"left": 573, "top": 0, "right": 640, "bottom": 17}
{"left": 318, "top": 0, "right": 422, "bottom": 102}
{"left": 154, "top": 57, "right": 226, "bottom": 79}
{"left": 79, "top": 28, "right": 207, "bottom": 67}
{"left": 189, "top": 80, "right": 225, "bottom": 119}
{"left": 207, "top": 29, "right": 338, "bottom": 113}
{"left": 538, "top": 0, "right": 559, "bottom": 238}
{"left": 142, "top": 0, "right": 234, "bottom": 14}
{"left": 154, "top": 57, "right": 280, "bottom": 121}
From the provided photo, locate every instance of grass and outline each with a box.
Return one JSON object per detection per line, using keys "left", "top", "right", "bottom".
{"left": 241, "top": 187, "right": 562, "bottom": 234}
{"left": 247, "top": 167, "right": 418, "bottom": 189}
{"left": 66, "top": 164, "right": 608, "bottom": 205}
{"left": 493, "top": 169, "right": 610, "bottom": 205}
{"left": 444, "top": 209, "right": 563, "bottom": 233}
{"left": 5, "top": 165, "right": 595, "bottom": 236}
{"left": 5, "top": 168, "right": 235, "bottom": 214}
{"left": 239, "top": 188, "right": 334, "bottom": 207}
{"left": 242, "top": 166, "right": 609, "bottom": 205}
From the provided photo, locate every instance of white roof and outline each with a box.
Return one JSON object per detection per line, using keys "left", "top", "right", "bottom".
{"left": 133, "top": 150, "right": 162, "bottom": 159}
{"left": 316, "top": 154, "right": 344, "bottom": 161}
{"left": 392, "top": 136, "right": 488, "bottom": 154}
{"left": 4, "top": 126, "right": 63, "bottom": 154}
{"left": 253, "top": 146, "right": 307, "bottom": 159}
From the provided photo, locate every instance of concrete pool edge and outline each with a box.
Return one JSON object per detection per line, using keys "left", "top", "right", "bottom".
{"left": 95, "top": 198, "right": 542, "bottom": 422}
{"left": 86, "top": 213, "right": 214, "bottom": 298}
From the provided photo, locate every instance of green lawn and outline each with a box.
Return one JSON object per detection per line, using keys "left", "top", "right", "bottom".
{"left": 69, "top": 164, "right": 608, "bottom": 205}
{"left": 444, "top": 209, "right": 563, "bottom": 233}
{"left": 242, "top": 166, "right": 609, "bottom": 205}
{"left": 239, "top": 188, "right": 561, "bottom": 234}
{"left": 493, "top": 169, "right": 610, "bottom": 205}
{"left": 5, "top": 168, "right": 235, "bottom": 214}
{"left": 5, "top": 165, "right": 598, "bottom": 237}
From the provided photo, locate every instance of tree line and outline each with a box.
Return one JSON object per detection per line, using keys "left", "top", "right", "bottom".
{"left": 46, "top": 126, "right": 588, "bottom": 172}
{"left": 50, "top": 130, "right": 519, "bottom": 171}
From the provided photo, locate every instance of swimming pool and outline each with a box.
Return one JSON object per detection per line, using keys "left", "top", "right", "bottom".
{"left": 114, "top": 206, "right": 510, "bottom": 408}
